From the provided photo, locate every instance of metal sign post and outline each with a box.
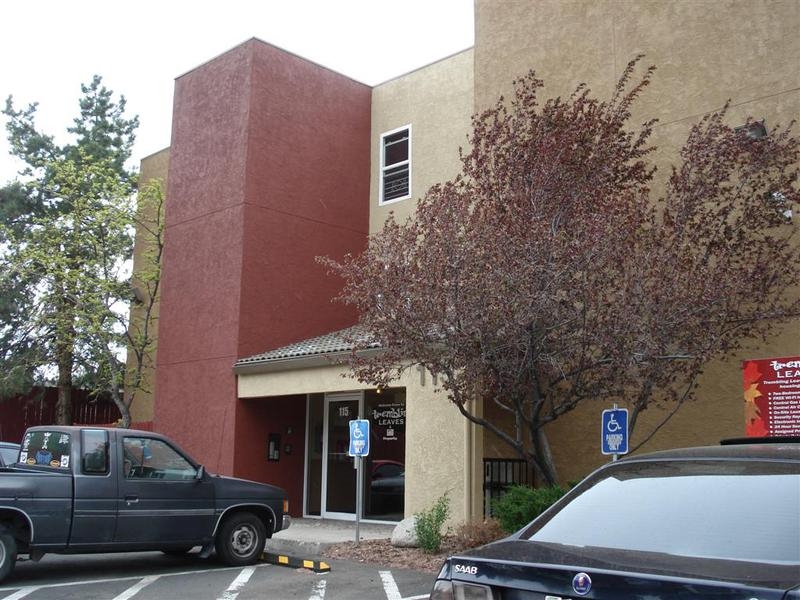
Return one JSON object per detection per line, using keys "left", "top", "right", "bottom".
{"left": 355, "top": 456, "right": 363, "bottom": 544}
{"left": 348, "top": 419, "right": 370, "bottom": 545}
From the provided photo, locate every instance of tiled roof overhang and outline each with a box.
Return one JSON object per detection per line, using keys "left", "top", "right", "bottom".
{"left": 233, "top": 326, "right": 382, "bottom": 375}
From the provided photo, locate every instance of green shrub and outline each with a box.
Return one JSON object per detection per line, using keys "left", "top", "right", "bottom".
{"left": 414, "top": 493, "right": 451, "bottom": 553}
{"left": 493, "top": 484, "right": 566, "bottom": 533}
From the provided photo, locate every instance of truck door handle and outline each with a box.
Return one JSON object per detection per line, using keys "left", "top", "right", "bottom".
{"left": 125, "top": 496, "right": 139, "bottom": 505}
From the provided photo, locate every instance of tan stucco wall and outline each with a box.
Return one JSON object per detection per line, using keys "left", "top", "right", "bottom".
{"left": 365, "top": 50, "right": 481, "bottom": 520}
{"left": 475, "top": 1, "right": 799, "bottom": 125}
{"left": 475, "top": 0, "right": 800, "bottom": 203}
{"left": 369, "top": 49, "right": 474, "bottom": 234}
{"left": 238, "top": 364, "right": 362, "bottom": 397}
{"left": 475, "top": 0, "right": 800, "bottom": 483}
{"left": 238, "top": 364, "right": 481, "bottom": 525}
{"left": 128, "top": 148, "right": 170, "bottom": 424}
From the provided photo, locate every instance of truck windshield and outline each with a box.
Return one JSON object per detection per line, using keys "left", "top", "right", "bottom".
{"left": 20, "top": 430, "right": 71, "bottom": 469}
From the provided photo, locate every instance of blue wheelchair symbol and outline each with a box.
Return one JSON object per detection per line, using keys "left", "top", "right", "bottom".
{"left": 601, "top": 408, "right": 628, "bottom": 455}
{"left": 349, "top": 420, "right": 370, "bottom": 457}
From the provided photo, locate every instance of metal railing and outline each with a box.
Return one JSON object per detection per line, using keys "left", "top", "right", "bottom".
{"left": 483, "top": 458, "right": 534, "bottom": 517}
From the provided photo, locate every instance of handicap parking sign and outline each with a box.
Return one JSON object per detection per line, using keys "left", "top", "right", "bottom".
{"left": 348, "top": 419, "right": 370, "bottom": 457}
{"left": 601, "top": 408, "right": 629, "bottom": 455}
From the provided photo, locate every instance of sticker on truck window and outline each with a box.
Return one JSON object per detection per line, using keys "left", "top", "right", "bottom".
{"left": 21, "top": 431, "right": 71, "bottom": 469}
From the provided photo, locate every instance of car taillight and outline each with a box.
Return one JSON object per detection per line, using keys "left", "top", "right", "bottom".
{"left": 430, "top": 580, "right": 494, "bottom": 600}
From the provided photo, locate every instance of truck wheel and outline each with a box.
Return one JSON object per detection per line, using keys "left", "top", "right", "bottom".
{"left": 0, "top": 527, "right": 17, "bottom": 583}
{"left": 215, "top": 512, "right": 266, "bottom": 566}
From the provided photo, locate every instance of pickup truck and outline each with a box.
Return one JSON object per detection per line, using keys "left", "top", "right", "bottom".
{"left": 0, "top": 425, "right": 291, "bottom": 583}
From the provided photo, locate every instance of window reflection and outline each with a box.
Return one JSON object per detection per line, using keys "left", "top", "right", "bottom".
{"left": 364, "top": 389, "right": 406, "bottom": 521}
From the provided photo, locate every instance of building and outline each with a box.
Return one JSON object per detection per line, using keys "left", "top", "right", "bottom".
{"left": 135, "top": 0, "right": 799, "bottom": 525}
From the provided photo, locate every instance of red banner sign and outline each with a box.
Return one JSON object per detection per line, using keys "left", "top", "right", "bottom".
{"left": 743, "top": 356, "right": 800, "bottom": 437}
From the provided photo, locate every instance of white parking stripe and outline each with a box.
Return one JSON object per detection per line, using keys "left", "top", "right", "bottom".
{"left": 309, "top": 579, "right": 327, "bottom": 599}
{"left": 218, "top": 566, "right": 256, "bottom": 600}
{"left": 112, "top": 575, "right": 160, "bottom": 600}
{"left": 1, "top": 586, "right": 39, "bottom": 600}
{"left": 0, "top": 563, "right": 431, "bottom": 600}
{"left": 379, "top": 571, "right": 402, "bottom": 600}
{"left": 0, "top": 564, "right": 270, "bottom": 595}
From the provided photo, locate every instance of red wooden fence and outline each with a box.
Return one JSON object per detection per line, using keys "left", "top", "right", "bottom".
{"left": 0, "top": 387, "right": 121, "bottom": 443}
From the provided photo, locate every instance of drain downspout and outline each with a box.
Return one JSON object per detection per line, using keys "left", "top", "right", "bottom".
{"left": 464, "top": 398, "right": 473, "bottom": 522}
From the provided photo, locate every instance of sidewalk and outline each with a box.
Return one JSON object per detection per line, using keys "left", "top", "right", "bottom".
{"left": 264, "top": 518, "right": 396, "bottom": 557}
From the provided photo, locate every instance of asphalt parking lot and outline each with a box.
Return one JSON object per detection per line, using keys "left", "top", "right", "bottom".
{"left": 0, "top": 552, "right": 434, "bottom": 600}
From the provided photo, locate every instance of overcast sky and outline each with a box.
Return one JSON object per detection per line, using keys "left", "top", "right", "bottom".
{"left": 0, "top": 0, "right": 474, "bottom": 184}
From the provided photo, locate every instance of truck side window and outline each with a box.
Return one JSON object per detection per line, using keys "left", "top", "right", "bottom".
{"left": 123, "top": 437, "right": 196, "bottom": 480}
{"left": 81, "top": 430, "right": 109, "bottom": 475}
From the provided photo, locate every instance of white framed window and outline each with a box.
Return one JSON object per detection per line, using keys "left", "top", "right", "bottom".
{"left": 380, "top": 124, "right": 411, "bottom": 205}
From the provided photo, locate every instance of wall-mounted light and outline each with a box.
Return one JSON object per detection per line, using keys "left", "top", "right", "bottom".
{"left": 735, "top": 120, "right": 767, "bottom": 140}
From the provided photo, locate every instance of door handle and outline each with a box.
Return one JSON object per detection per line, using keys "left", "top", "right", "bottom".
{"left": 125, "top": 495, "right": 139, "bottom": 505}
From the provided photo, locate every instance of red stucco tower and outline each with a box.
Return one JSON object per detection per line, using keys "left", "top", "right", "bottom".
{"left": 155, "top": 39, "right": 371, "bottom": 475}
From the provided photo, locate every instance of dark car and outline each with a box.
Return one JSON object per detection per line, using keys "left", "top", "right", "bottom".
{"left": 0, "top": 442, "right": 19, "bottom": 468}
{"left": 431, "top": 440, "right": 800, "bottom": 599}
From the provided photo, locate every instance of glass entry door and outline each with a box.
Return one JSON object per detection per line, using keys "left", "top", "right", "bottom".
{"left": 322, "top": 394, "right": 360, "bottom": 518}
{"left": 309, "top": 390, "right": 406, "bottom": 521}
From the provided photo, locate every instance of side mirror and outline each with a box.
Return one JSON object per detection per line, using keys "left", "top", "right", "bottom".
{"left": 195, "top": 465, "right": 205, "bottom": 480}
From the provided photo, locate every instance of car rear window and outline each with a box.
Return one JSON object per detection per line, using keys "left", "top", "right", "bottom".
{"left": 0, "top": 446, "right": 18, "bottom": 465}
{"left": 525, "top": 460, "right": 800, "bottom": 565}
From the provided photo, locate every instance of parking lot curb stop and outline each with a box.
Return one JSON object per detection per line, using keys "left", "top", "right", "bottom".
{"left": 260, "top": 552, "right": 331, "bottom": 573}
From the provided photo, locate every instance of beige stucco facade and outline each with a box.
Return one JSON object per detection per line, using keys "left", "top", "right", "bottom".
{"left": 360, "top": 50, "right": 481, "bottom": 524}
{"left": 369, "top": 49, "right": 474, "bottom": 234}
{"left": 474, "top": 0, "right": 799, "bottom": 123}
{"left": 127, "top": 148, "right": 170, "bottom": 424}
{"left": 475, "top": 0, "right": 800, "bottom": 202}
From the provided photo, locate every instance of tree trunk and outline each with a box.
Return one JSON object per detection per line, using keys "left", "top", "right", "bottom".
{"left": 118, "top": 392, "right": 132, "bottom": 428}
{"left": 55, "top": 354, "right": 72, "bottom": 425}
{"left": 120, "top": 407, "right": 132, "bottom": 429}
{"left": 532, "top": 427, "right": 559, "bottom": 486}
{"left": 107, "top": 385, "right": 131, "bottom": 428}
